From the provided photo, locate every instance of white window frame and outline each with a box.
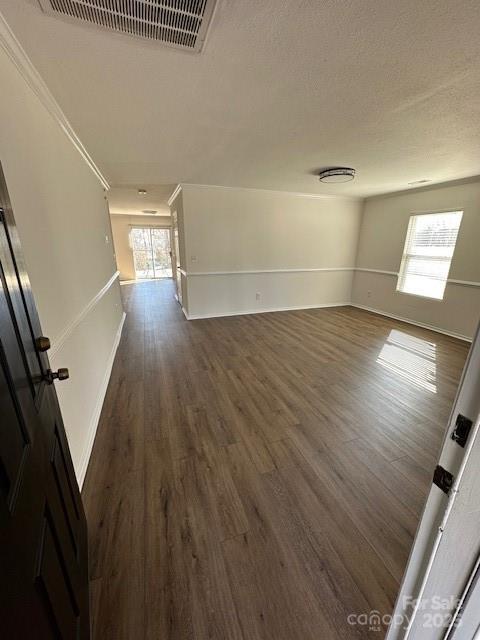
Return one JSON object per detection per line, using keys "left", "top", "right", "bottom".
{"left": 396, "top": 210, "right": 463, "bottom": 301}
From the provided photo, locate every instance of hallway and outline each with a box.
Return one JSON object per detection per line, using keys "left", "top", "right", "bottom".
{"left": 82, "top": 279, "right": 469, "bottom": 639}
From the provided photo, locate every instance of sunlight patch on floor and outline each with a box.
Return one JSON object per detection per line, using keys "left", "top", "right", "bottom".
{"left": 376, "top": 329, "right": 437, "bottom": 393}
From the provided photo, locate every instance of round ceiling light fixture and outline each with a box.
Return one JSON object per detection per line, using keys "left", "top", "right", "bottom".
{"left": 318, "top": 167, "right": 356, "bottom": 183}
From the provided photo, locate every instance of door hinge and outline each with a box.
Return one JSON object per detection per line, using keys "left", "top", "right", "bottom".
{"left": 433, "top": 465, "right": 454, "bottom": 495}
{"left": 451, "top": 413, "right": 473, "bottom": 448}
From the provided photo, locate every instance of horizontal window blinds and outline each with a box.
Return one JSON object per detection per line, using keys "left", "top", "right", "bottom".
{"left": 397, "top": 211, "right": 463, "bottom": 300}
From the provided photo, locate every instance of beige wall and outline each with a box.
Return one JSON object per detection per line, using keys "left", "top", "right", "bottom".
{"left": 110, "top": 213, "right": 171, "bottom": 281}
{"left": 178, "top": 185, "right": 363, "bottom": 318}
{"left": 174, "top": 182, "right": 479, "bottom": 336}
{"left": 0, "top": 41, "right": 124, "bottom": 484}
{"left": 352, "top": 180, "right": 480, "bottom": 339}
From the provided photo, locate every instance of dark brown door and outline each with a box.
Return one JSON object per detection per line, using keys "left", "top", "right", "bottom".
{"left": 0, "top": 166, "right": 90, "bottom": 639}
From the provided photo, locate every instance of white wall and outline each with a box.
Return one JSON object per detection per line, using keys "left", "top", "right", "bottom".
{"left": 352, "top": 180, "right": 480, "bottom": 340}
{"left": 179, "top": 185, "right": 363, "bottom": 318}
{"left": 110, "top": 213, "right": 171, "bottom": 281}
{"left": 0, "top": 26, "right": 124, "bottom": 485}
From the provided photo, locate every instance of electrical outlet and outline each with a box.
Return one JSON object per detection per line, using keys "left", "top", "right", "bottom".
{"left": 255, "top": 292, "right": 261, "bottom": 300}
{"left": 367, "top": 290, "right": 372, "bottom": 298}
{"left": 191, "top": 255, "right": 197, "bottom": 262}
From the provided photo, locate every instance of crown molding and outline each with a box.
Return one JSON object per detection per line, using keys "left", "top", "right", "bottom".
{"left": 168, "top": 181, "right": 361, "bottom": 206}
{"left": 180, "top": 182, "right": 362, "bottom": 202}
{"left": 366, "top": 175, "right": 480, "bottom": 201}
{"left": 167, "top": 184, "right": 183, "bottom": 206}
{"left": 0, "top": 12, "right": 110, "bottom": 190}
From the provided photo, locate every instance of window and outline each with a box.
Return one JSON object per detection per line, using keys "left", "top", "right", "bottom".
{"left": 397, "top": 211, "right": 463, "bottom": 300}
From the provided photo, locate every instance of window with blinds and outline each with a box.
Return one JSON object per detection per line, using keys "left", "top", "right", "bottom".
{"left": 397, "top": 211, "right": 463, "bottom": 300}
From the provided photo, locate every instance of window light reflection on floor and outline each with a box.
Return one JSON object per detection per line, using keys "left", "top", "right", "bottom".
{"left": 376, "top": 329, "right": 437, "bottom": 393}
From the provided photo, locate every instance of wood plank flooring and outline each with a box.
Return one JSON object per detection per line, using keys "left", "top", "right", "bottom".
{"left": 82, "top": 279, "right": 469, "bottom": 639}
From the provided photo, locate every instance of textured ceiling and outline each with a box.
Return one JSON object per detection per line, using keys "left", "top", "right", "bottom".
{"left": 3, "top": 0, "right": 480, "bottom": 197}
{"left": 108, "top": 184, "right": 176, "bottom": 216}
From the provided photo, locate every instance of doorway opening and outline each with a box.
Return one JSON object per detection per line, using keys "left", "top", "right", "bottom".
{"left": 131, "top": 226, "right": 172, "bottom": 279}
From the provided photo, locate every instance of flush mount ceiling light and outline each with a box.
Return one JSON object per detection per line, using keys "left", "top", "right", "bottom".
{"left": 318, "top": 167, "right": 356, "bottom": 183}
{"left": 138, "top": 189, "right": 147, "bottom": 195}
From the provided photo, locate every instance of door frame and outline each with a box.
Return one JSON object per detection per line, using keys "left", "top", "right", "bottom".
{"left": 129, "top": 224, "right": 172, "bottom": 280}
{"left": 387, "top": 320, "right": 480, "bottom": 639}
{"left": 170, "top": 209, "right": 182, "bottom": 305}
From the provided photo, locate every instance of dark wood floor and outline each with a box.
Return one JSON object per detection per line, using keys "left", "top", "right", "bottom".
{"left": 82, "top": 279, "right": 469, "bottom": 640}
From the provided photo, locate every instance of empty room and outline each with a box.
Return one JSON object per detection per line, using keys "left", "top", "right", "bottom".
{"left": 1, "top": 2, "right": 480, "bottom": 639}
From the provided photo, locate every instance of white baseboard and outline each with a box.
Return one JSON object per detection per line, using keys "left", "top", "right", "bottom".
{"left": 351, "top": 303, "right": 472, "bottom": 342}
{"left": 172, "top": 297, "right": 473, "bottom": 342}
{"left": 77, "top": 311, "right": 126, "bottom": 489}
{"left": 185, "top": 301, "right": 349, "bottom": 320}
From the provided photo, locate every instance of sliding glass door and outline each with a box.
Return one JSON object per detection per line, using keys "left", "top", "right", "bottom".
{"left": 131, "top": 227, "right": 172, "bottom": 279}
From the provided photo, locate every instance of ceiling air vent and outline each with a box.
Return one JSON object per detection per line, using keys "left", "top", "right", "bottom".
{"left": 38, "top": 0, "right": 217, "bottom": 52}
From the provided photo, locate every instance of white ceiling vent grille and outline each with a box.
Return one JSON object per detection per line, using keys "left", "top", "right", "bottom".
{"left": 38, "top": 0, "right": 217, "bottom": 52}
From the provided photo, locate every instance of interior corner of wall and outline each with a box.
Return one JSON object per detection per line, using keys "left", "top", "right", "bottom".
{"left": 352, "top": 198, "right": 367, "bottom": 270}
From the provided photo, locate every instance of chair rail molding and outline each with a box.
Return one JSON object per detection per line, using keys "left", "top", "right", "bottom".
{"left": 355, "top": 267, "right": 480, "bottom": 287}
{"left": 50, "top": 271, "right": 120, "bottom": 357}
{"left": 355, "top": 267, "right": 399, "bottom": 276}
{"left": 178, "top": 266, "right": 356, "bottom": 276}
{"left": 177, "top": 265, "right": 479, "bottom": 287}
